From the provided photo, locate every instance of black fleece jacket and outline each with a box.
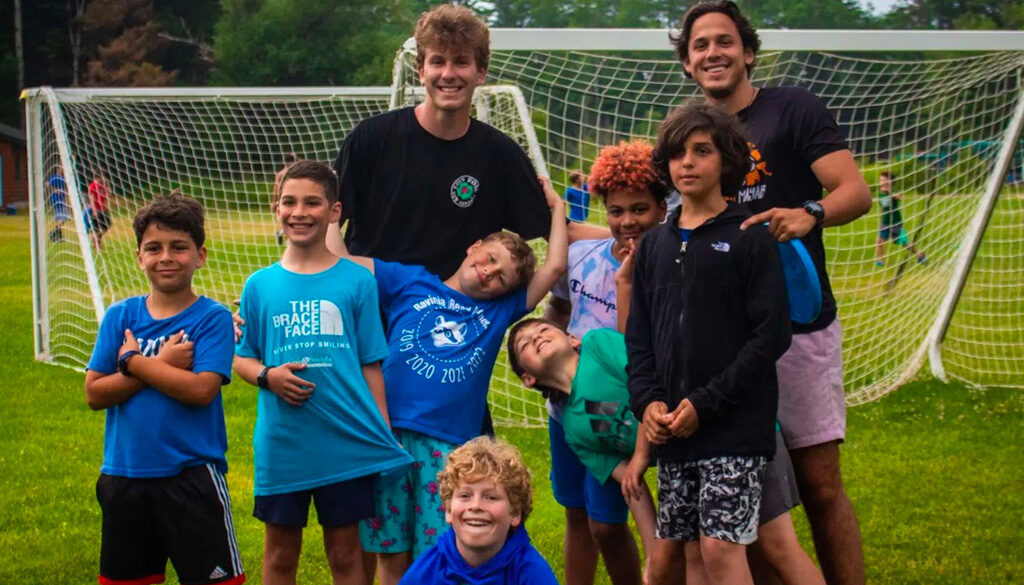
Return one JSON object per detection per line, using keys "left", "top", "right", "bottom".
{"left": 625, "top": 203, "right": 792, "bottom": 462}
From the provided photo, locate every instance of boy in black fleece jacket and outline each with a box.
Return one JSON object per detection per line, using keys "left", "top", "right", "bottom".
{"left": 626, "top": 103, "right": 791, "bottom": 585}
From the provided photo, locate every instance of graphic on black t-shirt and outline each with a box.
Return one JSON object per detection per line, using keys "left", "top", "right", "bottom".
{"left": 738, "top": 141, "right": 771, "bottom": 204}
{"left": 450, "top": 175, "right": 480, "bottom": 208}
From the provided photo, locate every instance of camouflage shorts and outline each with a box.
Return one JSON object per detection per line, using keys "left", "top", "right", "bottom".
{"left": 656, "top": 456, "right": 766, "bottom": 545}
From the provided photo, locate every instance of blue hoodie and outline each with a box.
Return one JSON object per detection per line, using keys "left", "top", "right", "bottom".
{"left": 399, "top": 525, "right": 558, "bottom": 585}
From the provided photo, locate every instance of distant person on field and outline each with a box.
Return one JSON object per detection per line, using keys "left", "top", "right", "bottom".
{"left": 84, "top": 193, "right": 245, "bottom": 585}
{"left": 48, "top": 167, "right": 69, "bottom": 242}
{"left": 234, "top": 161, "right": 413, "bottom": 585}
{"left": 564, "top": 169, "right": 590, "bottom": 222}
{"left": 542, "top": 140, "right": 666, "bottom": 585}
{"left": 88, "top": 169, "right": 113, "bottom": 250}
{"left": 398, "top": 437, "right": 559, "bottom": 585}
{"left": 875, "top": 171, "right": 926, "bottom": 267}
{"left": 629, "top": 104, "right": 791, "bottom": 585}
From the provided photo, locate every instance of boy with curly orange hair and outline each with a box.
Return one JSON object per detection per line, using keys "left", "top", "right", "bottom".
{"left": 543, "top": 140, "right": 667, "bottom": 585}
{"left": 398, "top": 437, "right": 558, "bottom": 585}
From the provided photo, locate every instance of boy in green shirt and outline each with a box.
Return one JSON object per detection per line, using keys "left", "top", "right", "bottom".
{"left": 507, "top": 319, "right": 656, "bottom": 577}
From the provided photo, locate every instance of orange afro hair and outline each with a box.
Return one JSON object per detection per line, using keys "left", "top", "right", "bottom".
{"left": 587, "top": 140, "right": 666, "bottom": 202}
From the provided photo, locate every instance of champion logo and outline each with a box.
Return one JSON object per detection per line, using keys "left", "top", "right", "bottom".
{"left": 209, "top": 566, "right": 228, "bottom": 579}
{"left": 711, "top": 241, "right": 730, "bottom": 253}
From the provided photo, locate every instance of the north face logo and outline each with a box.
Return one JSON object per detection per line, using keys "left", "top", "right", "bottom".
{"left": 450, "top": 175, "right": 480, "bottom": 208}
{"left": 711, "top": 242, "right": 730, "bottom": 253}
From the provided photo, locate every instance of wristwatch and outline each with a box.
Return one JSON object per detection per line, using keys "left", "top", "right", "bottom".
{"left": 257, "top": 366, "right": 271, "bottom": 389}
{"left": 118, "top": 350, "right": 141, "bottom": 376}
{"left": 801, "top": 200, "right": 825, "bottom": 229}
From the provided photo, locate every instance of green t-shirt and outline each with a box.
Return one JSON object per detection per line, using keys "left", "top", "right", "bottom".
{"left": 562, "top": 328, "right": 639, "bottom": 484}
{"left": 877, "top": 189, "right": 902, "bottom": 228}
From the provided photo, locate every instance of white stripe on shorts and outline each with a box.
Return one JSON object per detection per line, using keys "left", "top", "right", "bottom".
{"left": 206, "top": 463, "right": 243, "bottom": 576}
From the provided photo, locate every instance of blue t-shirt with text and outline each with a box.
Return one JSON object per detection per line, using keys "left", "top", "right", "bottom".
{"left": 374, "top": 260, "right": 529, "bottom": 444}
{"left": 236, "top": 259, "right": 412, "bottom": 496}
{"left": 87, "top": 295, "right": 234, "bottom": 478}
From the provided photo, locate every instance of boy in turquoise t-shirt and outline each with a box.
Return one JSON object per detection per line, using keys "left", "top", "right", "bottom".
{"left": 506, "top": 319, "right": 657, "bottom": 574}
{"left": 234, "top": 160, "right": 413, "bottom": 585}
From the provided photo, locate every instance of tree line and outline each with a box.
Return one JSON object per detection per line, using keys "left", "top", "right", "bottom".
{"left": 1, "top": 0, "right": 1022, "bottom": 128}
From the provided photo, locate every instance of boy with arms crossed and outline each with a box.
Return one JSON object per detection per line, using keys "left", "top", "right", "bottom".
{"left": 627, "top": 104, "right": 791, "bottom": 585}
{"left": 543, "top": 140, "right": 667, "bottom": 585}
{"left": 340, "top": 179, "right": 568, "bottom": 585}
{"left": 672, "top": 4, "right": 871, "bottom": 582}
{"left": 507, "top": 319, "right": 658, "bottom": 584}
{"left": 234, "top": 161, "right": 413, "bottom": 585}
{"left": 85, "top": 194, "right": 244, "bottom": 585}
{"left": 399, "top": 437, "right": 558, "bottom": 585}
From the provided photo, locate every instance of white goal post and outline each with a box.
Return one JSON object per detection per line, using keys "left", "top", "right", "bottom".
{"left": 24, "top": 29, "right": 1024, "bottom": 429}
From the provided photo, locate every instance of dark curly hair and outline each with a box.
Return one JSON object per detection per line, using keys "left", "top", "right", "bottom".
{"left": 652, "top": 103, "right": 751, "bottom": 197}
{"left": 670, "top": 1, "right": 761, "bottom": 78}
{"left": 133, "top": 192, "right": 205, "bottom": 247}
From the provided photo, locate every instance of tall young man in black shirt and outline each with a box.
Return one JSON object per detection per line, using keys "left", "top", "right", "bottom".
{"left": 671, "top": 3, "right": 871, "bottom": 585}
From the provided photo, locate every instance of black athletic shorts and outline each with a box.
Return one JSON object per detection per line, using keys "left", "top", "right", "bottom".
{"left": 96, "top": 464, "right": 245, "bottom": 585}
{"left": 93, "top": 211, "right": 112, "bottom": 234}
{"left": 253, "top": 474, "right": 374, "bottom": 528}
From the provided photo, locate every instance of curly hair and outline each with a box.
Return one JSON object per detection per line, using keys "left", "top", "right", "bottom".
{"left": 133, "top": 192, "right": 205, "bottom": 247}
{"left": 439, "top": 436, "right": 533, "bottom": 523}
{"left": 414, "top": 4, "right": 490, "bottom": 71}
{"left": 653, "top": 103, "right": 750, "bottom": 197}
{"left": 670, "top": 1, "right": 761, "bottom": 78}
{"left": 588, "top": 140, "right": 669, "bottom": 203}
{"left": 481, "top": 231, "right": 536, "bottom": 289}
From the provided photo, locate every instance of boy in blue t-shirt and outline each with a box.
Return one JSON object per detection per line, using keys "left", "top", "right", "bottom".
{"left": 234, "top": 161, "right": 413, "bottom": 585}
{"left": 563, "top": 169, "right": 590, "bottom": 222}
{"left": 399, "top": 436, "right": 558, "bottom": 585}
{"left": 85, "top": 194, "right": 244, "bottom": 585}
{"left": 342, "top": 178, "right": 567, "bottom": 583}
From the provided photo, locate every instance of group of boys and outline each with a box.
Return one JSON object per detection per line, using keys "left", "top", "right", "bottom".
{"left": 84, "top": 2, "right": 874, "bottom": 585}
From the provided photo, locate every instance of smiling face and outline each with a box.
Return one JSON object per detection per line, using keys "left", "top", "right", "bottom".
{"left": 453, "top": 240, "right": 521, "bottom": 299}
{"left": 446, "top": 479, "right": 522, "bottom": 566}
{"left": 137, "top": 224, "right": 206, "bottom": 295}
{"left": 668, "top": 129, "right": 724, "bottom": 202}
{"left": 418, "top": 45, "right": 487, "bottom": 116}
{"left": 605, "top": 188, "right": 666, "bottom": 250}
{"left": 275, "top": 178, "right": 341, "bottom": 248}
{"left": 510, "top": 321, "right": 579, "bottom": 389}
{"left": 683, "top": 12, "right": 755, "bottom": 100}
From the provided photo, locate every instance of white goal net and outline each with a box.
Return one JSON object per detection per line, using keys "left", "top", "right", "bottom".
{"left": 26, "top": 30, "right": 1024, "bottom": 429}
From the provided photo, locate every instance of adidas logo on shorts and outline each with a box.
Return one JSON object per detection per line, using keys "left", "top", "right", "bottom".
{"left": 209, "top": 566, "right": 228, "bottom": 579}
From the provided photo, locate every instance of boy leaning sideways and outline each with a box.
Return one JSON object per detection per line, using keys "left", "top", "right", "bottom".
{"left": 85, "top": 194, "right": 244, "bottom": 585}
{"left": 627, "top": 104, "right": 791, "bottom": 585}
{"left": 399, "top": 437, "right": 559, "bottom": 585}
{"left": 233, "top": 161, "right": 412, "bottom": 585}
{"left": 341, "top": 178, "right": 567, "bottom": 583}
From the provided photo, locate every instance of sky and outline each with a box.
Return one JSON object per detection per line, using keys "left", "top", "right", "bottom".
{"left": 862, "top": 0, "right": 901, "bottom": 15}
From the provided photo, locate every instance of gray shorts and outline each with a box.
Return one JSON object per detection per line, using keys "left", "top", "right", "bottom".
{"left": 759, "top": 430, "right": 801, "bottom": 524}
{"left": 776, "top": 319, "right": 846, "bottom": 450}
{"left": 656, "top": 456, "right": 766, "bottom": 545}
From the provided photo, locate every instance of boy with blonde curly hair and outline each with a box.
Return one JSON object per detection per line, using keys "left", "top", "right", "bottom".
{"left": 399, "top": 437, "right": 558, "bottom": 585}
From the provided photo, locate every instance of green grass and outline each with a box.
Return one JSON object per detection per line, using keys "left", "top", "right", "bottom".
{"left": 2, "top": 212, "right": 1022, "bottom": 583}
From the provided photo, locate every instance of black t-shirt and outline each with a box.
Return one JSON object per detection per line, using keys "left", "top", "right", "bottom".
{"left": 334, "top": 107, "right": 551, "bottom": 280}
{"left": 736, "top": 86, "right": 848, "bottom": 333}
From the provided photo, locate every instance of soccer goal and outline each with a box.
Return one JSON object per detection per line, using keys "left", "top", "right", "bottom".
{"left": 389, "top": 29, "right": 1024, "bottom": 410}
{"left": 25, "top": 29, "right": 1024, "bottom": 429}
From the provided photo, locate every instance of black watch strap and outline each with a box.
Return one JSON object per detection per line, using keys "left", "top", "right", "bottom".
{"left": 257, "top": 366, "right": 271, "bottom": 389}
{"left": 802, "top": 200, "right": 825, "bottom": 229}
{"left": 118, "top": 350, "right": 141, "bottom": 376}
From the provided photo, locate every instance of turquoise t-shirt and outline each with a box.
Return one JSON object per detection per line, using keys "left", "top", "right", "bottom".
{"left": 562, "top": 328, "right": 640, "bottom": 484}
{"left": 236, "top": 259, "right": 412, "bottom": 496}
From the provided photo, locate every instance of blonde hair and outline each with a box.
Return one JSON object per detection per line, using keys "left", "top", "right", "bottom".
{"left": 414, "top": 4, "right": 490, "bottom": 71}
{"left": 438, "top": 436, "right": 533, "bottom": 522}
{"left": 481, "top": 231, "right": 536, "bottom": 288}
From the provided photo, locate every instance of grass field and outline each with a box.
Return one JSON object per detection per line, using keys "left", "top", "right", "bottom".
{"left": 2, "top": 211, "right": 1022, "bottom": 584}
